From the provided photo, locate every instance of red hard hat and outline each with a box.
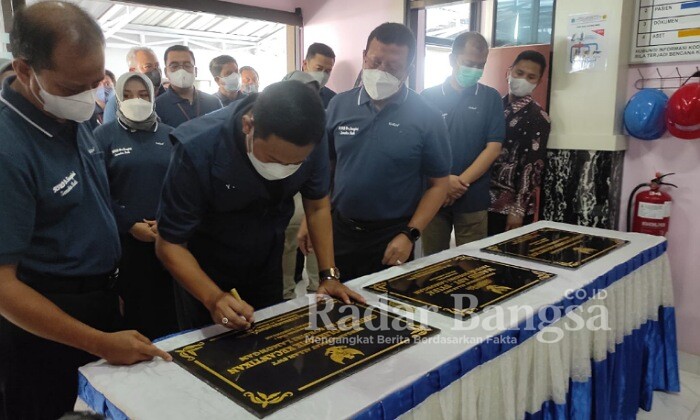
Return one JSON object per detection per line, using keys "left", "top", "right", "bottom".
{"left": 666, "top": 82, "right": 700, "bottom": 140}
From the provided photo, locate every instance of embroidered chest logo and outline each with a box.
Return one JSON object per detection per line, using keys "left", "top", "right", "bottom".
{"left": 155, "top": 142, "right": 165, "bottom": 146}
{"left": 52, "top": 171, "right": 78, "bottom": 197}
{"left": 338, "top": 125, "right": 359, "bottom": 136}
{"left": 388, "top": 122, "right": 400, "bottom": 127}
{"left": 225, "top": 184, "right": 236, "bottom": 190}
{"left": 111, "top": 147, "right": 133, "bottom": 157}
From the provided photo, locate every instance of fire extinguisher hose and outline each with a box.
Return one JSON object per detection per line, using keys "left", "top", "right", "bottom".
{"left": 627, "top": 182, "right": 649, "bottom": 232}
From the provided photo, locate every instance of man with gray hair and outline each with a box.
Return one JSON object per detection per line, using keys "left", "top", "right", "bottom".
{"left": 0, "top": 3, "right": 171, "bottom": 418}
{"left": 103, "top": 46, "right": 164, "bottom": 124}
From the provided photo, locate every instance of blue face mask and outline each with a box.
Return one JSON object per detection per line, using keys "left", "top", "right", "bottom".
{"left": 455, "top": 65, "right": 483, "bottom": 88}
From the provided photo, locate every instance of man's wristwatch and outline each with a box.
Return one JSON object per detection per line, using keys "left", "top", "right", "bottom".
{"left": 319, "top": 267, "right": 341, "bottom": 282}
{"left": 399, "top": 226, "right": 421, "bottom": 243}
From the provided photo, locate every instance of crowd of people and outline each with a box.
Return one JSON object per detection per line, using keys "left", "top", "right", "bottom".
{"left": 0, "top": 1, "right": 550, "bottom": 418}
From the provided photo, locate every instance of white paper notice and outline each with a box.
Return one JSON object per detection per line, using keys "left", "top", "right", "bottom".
{"left": 631, "top": 0, "right": 700, "bottom": 64}
{"left": 567, "top": 13, "right": 609, "bottom": 73}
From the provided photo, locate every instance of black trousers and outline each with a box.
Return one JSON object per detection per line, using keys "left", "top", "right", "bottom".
{"left": 332, "top": 211, "right": 412, "bottom": 282}
{"left": 487, "top": 212, "right": 535, "bottom": 236}
{"left": 118, "top": 235, "right": 178, "bottom": 340}
{"left": 0, "top": 271, "right": 121, "bottom": 420}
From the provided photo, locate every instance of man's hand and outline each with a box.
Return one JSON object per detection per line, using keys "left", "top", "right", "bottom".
{"left": 93, "top": 330, "right": 172, "bottom": 365}
{"left": 443, "top": 175, "right": 468, "bottom": 207}
{"left": 130, "top": 222, "right": 157, "bottom": 242}
{"left": 297, "top": 219, "right": 313, "bottom": 255}
{"left": 382, "top": 234, "right": 413, "bottom": 267}
{"left": 207, "top": 292, "right": 255, "bottom": 330}
{"left": 506, "top": 214, "right": 524, "bottom": 231}
{"left": 448, "top": 175, "right": 469, "bottom": 199}
{"left": 144, "top": 219, "right": 158, "bottom": 235}
{"left": 316, "top": 279, "right": 366, "bottom": 305}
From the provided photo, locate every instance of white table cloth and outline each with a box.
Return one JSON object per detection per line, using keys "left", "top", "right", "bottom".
{"left": 78, "top": 221, "right": 677, "bottom": 419}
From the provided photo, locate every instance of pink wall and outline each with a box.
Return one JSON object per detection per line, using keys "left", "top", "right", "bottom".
{"left": 300, "top": 0, "right": 405, "bottom": 93}
{"left": 620, "top": 64, "right": 700, "bottom": 355}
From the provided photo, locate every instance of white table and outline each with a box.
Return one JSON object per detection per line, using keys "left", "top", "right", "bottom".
{"left": 78, "top": 221, "right": 678, "bottom": 419}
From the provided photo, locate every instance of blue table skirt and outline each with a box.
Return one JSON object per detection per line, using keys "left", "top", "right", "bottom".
{"left": 354, "top": 241, "right": 677, "bottom": 420}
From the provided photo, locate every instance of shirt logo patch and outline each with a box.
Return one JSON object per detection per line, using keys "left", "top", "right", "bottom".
{"left": 338, "top": 125, "right": 359, "bottom": 136}
{"left": 388, "top": 122, "right": 400, "bottom": 127}
{"left": 155, "top": 142, "right": 165, "bottom": 146}
{"left": 468, "top": 106, "right": 478, "bottom": 110}
{"left": 111, "top": 147, "right": 132, "bottom": 157}
{"left": 225, "top": 184, "right": 236, "bottom": 190}
{"left": 52, "top": 171, "right": 78, "bottom": 197}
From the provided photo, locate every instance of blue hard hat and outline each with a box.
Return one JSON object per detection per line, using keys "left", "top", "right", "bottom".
{"left": 624, "top": 89, "right": 669, "bottom": 140}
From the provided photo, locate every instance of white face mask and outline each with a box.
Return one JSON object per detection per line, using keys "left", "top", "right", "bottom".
{"left": 241, "top": 84, "right": 258, "bottom": 94}
{"left": 169, "top": 69, "right": 196, "bottom": 89}
{"left": 508, "top": 75, "right": 537, "bottom": 97}
{"left": 221, "top": 72, "right": 241, "bottom": 92}
{"left": 247, "top": 133, "right": 302, "bottom": 181}
{"left": 362, "top": 69, "right": 403, "bottom": 101}
{"left": 307, "top": 71, "right": 330, "bottom": 88}
{"left": 33, "top": 74, "right": 97, "bottom": 123}
{"left": 119, "top": 98, "right": 153, "bottom": 122}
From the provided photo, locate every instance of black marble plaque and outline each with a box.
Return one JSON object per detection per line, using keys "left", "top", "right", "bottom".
{"left": 170, "top": 299, "right": 438, "bottom": 418}
{"left": 364, "top": 255, "right": 555, "bottom": 319}
{"left": 482, "top": 227, "right": 628, "bottom": 268}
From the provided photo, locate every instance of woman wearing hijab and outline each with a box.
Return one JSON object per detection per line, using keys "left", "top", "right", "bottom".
{"left": 94, "top": 72, "right": 177, "bottom": 339}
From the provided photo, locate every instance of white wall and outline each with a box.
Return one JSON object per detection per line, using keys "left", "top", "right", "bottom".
{"left": 548, "top": 0, "right": 635, "bottom": 151}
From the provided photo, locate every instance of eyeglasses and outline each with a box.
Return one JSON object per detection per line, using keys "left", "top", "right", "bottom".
{"left": 168, "top": 62, "right": 194, "bottom": 72}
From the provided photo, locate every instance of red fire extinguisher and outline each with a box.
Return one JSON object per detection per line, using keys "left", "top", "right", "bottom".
{"left": 627, "top": 172, "right": 677, "bottom": 236}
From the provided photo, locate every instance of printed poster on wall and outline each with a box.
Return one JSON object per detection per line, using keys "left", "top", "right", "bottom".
{"left": 567, "top": 13, "right": 609, "bottom": 73}
{"left": 631, "top": 0, "right": 700, "bottom": 64}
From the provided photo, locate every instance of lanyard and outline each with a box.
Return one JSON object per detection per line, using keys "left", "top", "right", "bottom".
{"left": 175, "top": 90, "right": 200, "bottom": 121}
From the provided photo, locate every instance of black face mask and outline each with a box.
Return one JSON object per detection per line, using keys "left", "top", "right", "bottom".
{"left": 145, "top": 69, "right": 162, "bottom": 90}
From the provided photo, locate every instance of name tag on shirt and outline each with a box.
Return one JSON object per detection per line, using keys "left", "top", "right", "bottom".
{"left": 338, "top": 125, "right": 359, "bottom": 136}
{"left": 52, "top": 171, "right": 79, "bottom": 197}
{"left": 111, "top": 147, "right": 132, "bottom": 157}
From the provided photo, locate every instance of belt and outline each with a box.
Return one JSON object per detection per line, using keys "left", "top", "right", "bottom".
{"left": 16, "top": 267, "right": 119, "bottom": 295}
{"left": 334, "top": 211, "right": 410, "bottom": 232}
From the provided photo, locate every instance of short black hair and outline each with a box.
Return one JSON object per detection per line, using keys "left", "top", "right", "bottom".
{"left": 253, "top": 80, "right": 325, "bottom": 147}
{"left": 365, "top": 22, "right": 416, "bottom": 66}
{"left": 105, "top": 69, "right": 116, "bottom": 85}
{"left": 10, "top": 1, "right": 104, "bottom": 71}
{"left": 451, "top": 32, "right": 489, "bottom": 56}
{"left": 209, "top": 55, "right": 237, "bottom": 78}
{"left": 306, "top": 43, "right": 336, "bottom": 61}
{"left": 164, "top": 45, "right": 195, "bottom": 66}
{"left": 512, "top": 50, "right": 547, "bottom": 77}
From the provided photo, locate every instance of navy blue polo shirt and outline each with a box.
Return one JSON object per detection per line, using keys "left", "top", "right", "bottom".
{"left": 154, "top": 87, "right": 222, "bottom": 128}
{"left": 320, "top": 86, "right": 336, "bottom": 109}
{"left": 214, "top": 90, "right": 247, "bottom": 108}
{"left": 421, "top": 80, "right": 505, "bottom": 213}
{"left": 327, "top": 85, "right": 452, "bottom": 221}
{"left": 0, "top": 77, "right": 120, "bottom": 276}
{"left": 94, "top": 119, "right": 174, "bottom": 234}
{"left": 157, "top": 95, "right": 330, "bottom": 268}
